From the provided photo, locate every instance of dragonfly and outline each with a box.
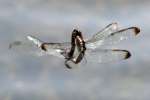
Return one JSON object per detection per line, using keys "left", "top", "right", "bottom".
{"left": 9, "top": 22, "right": 140, "bottom": 69}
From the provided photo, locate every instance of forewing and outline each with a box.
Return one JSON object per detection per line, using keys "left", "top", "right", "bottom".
{"left": 9, "top": 40, "right": 42, "bottom": 56}
{"left": 9, "top": 35, "right": 43, "bottom": 51}
{"left": 27, "top": 35, "right": 71, "bottom": 58}
{"left": 9, "top": 35, "right": 71, "bottom": 58}
{"left": 27, "top": 35, "right": 43, "bottom": 48}
{"left": 85, "top": 48, "right": 131, "bottom": 63}
{"left": 86, "top": 22, "right": 118, "bottom": 43}
{"left": 86, "top": 27, "right": 140, "bottom": 49}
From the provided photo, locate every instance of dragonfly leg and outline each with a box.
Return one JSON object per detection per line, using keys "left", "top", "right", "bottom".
{"left": 65, "top": 59, "right": 73, "bottom": 69}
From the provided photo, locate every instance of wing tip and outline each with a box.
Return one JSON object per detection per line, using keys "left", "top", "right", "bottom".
{"left": 130, "top": 27, "right": 140, "bottom": 35}
{"left": 8, "top": 41, "right": 22, "bottom": 49}
{"left": 112, "top": 49, "right": 131, "bottom": 59}
{"left": 124, "top": 50, "right": 131, "bottom": 59}
{"left": 134, "top": 27, "right": 140, "bottom": 35}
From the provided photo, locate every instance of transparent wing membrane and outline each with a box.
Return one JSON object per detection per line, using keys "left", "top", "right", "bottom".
{"left": 9, "top": 35, "right": 70, "bottom": 58}
{"left": 9, "top": 40, "right": 41, "bottom": 56}
{"left": 27, "top": 35, "right": 43, "bottom": 48}
{"left": 27, "top": 35, "right": 71, "bottom": 58}
{"left": 100, "top": 27, "right": 140, "bottom": 45}
{"left": 9, "top": 41, "right": 23, "bottom": 49}
{"left": 9, "top": 35, "right": 43, "bottom": 50}
{"left": 85, "top": 48, "right": 131, "bottom": 63}
{"left": 86, "top": 26, "right": 140, "bottom": 49}
{"left": 86, "top": 22, "right": 118, "bottom": 43}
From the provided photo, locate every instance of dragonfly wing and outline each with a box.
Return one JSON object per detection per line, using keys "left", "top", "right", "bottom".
{"left": 9, "top": 39, "right": 43, "bottom": 56}
{"left": 100, "top": 27, "right": 140, "bottom": 45}
{"left": 9, "top": 40, "right": 24, "bottom": 49}
{"left": 9, "top": 35, "right": 44, "bottom": 50}
{"left": 85, "top": 48, "right": 131, "bottom": 63}
{"left": 9, "top": 35, "right": 71, "bottom": 58}
{"left": 27, "top": 35, "right": 43, "bottom": 48}
{"left": 27, "top": 35, "right": 72, "bottom": 58}
{"left": 27, "top": 35, "right": 71, "bottom": 50}
{"left": 86, "top": 22, "right": 118, "bottom": 43}
{"left": 86, "top": 27, "right": 140, "bottom": 49}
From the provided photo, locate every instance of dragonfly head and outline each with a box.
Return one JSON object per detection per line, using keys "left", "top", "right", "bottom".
{"left": 73, "top": 29, "right": 79, "bottom": 33}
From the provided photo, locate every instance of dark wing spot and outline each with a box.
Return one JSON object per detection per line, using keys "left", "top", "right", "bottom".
{"left": 129, "top": 27, "right": 140, "bottom": 35}
{"left": 41, "top": 43, "right": 47, "bottom": 51}
{"left": 110, "top": 27, "right": 140, "bottom": 36}
{"left": 112, "top": 49, "right": 131, "bottom": 59}
{"left": 134, "top": 27, "right": 140, "bottom": 35}
{"left": 123, "top": 50, "right": 131, "bottom": 59}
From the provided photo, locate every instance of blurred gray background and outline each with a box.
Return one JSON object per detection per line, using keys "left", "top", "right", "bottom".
{"left": 0, "top": 0, "right": 150, "bottom": 100}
